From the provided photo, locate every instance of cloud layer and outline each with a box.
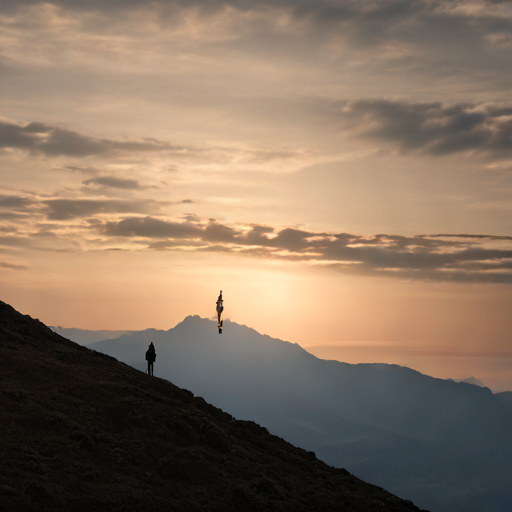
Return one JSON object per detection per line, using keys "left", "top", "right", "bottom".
{"left": 2, "top": 1, "right": 512, "bottom": 289}
{"left": 2, "top": 183, "right": 511, "bottom": 283}
{"left": 98, "top": 216, "right": 512, "bottom": 283}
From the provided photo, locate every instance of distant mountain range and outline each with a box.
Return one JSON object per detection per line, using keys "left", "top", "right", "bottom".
{"left": 452, "top": 376, "right": 486, "bottom": 387}
{"left": 49, "top": 326, "right": 135, "bottom": 345}
{"left": 1, "top": 301, "right": 424, "bottom": 512}
{"left": 86, "top": 316, "right": 512, "bottom": 512}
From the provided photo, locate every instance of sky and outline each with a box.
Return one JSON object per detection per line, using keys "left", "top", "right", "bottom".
{"left": 1, "top": 0, "right": 512, "bottom": 390}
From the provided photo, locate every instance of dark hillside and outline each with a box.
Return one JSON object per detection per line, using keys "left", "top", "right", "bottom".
{"left": 0, "top": 301, "right": 425, "bottom": 512}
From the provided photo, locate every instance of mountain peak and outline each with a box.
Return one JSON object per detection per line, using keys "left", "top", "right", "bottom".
{"left": 182, "top": 314, "right": 205, "bottom": 322}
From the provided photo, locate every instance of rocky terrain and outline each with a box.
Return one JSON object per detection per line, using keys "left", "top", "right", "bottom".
{"left": 0, "top": 301, "right": 425, "bottom": 512}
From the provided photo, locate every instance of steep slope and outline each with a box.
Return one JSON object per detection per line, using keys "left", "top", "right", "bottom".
{"left": 0, "top": 301, "right": 424, "bottom": 512}
{"left": 88, "top": 316, "right": 512, "bottom": 512}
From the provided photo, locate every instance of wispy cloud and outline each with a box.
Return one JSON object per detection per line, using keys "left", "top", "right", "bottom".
{"left": 1, "top": 118, "right": 311, "bottom": 173}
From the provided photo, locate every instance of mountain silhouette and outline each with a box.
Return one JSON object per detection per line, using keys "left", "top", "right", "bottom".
{"left": 495, "top": 391, "right": 512, "bottom": 407}
{"left": 453, "top": 376, "right": 485, "bottom": 387}
{"left": 49, "top": 326, "right": 135, "bottom": 345}
{"left": 0, "top": 301, "right": 425, "bottom": 512}
{"left": 87, "top": 315, "right": 512, "bottom": 512}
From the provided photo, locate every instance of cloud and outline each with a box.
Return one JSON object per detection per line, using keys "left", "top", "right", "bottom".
{"left": 3, "top": 0, "right": 511, "bottom": 52}
{"left": 337, "top": 100, "right": 512, "bottom": 158}
{"left": 0, "top": 261, "right": 28, "bottom": 271}
{"left": 0, "top": 195, "right": 35, "bottom": 221}
{"left": 64, "top": 166, "right": 103, "bottom": 174}
{"left": 0, "top": 119, "right": 185, "bottom": 158}
{"left": 0, "top": 194, "right": 34, "bottom": 209}
{"left": 103, "top": 216, "right": 201, "bottom": 238}
{"left": 43, "top": 199, "right": 159, "bottom": 220}
{"left": 0, "top": 212, "right": 31, "bottom": 220}
{"left": 1, "top": 119, "right": 306, "bottom": 172}
{"left": 0, "top": 190, "right": 190, "bottom": 223}
{"left": 82, "top": 176, "right": 143, "bottom": 189}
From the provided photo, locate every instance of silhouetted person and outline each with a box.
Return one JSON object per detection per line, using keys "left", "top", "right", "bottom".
{"left": 145, "top": 342, "right": 156, "bottom": 376}
{"left": 216, "top": 290, "right": 223, "bottom": 334}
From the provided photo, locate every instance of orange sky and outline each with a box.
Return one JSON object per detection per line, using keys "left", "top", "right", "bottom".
{"left": 1, "top": 1, "right": 512, "bottom": 389}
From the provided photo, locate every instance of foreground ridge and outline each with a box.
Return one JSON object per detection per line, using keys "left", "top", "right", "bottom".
{"left": 0, "top": 301, "right": 426, "bottom": 511}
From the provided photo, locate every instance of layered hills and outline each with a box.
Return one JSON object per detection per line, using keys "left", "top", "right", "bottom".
{"left": 88, "top": 316, "right": 512, "bottom": 512}
{"left": 0, "top": 301, "right": 424, "bottom": 512}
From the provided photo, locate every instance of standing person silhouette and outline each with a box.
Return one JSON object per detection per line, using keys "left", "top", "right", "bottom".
{"left": 216, "top": 290, "right": 223, "bottom": 334}
{"left": 145, "top": 342, "right": 156, "bottom": 376}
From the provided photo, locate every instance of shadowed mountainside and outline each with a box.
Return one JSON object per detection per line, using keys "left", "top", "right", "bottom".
{"left": 496, "top": 391, "right": 512, "bottom": 407}
{"left": 88, "top": 315, "right": 512, "bottom": 512}
{"left": 0, "top": 301, "right": 425, "bottom": 512}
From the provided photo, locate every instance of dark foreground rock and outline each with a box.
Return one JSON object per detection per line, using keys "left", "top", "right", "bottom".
{"left": 0, "top": 301, "right": 426, "bottom": 511}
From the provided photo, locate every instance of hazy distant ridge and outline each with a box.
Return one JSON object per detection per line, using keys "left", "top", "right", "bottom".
{"left": 49, "top": 326, "right": 136, "bottom": 345}
{"left": 88, "top": 315, "right": 512, "bottom": 512}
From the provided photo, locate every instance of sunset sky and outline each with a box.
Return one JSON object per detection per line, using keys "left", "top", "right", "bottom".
{"left": 2, "top": 0, "right": 512, "bottom": 389}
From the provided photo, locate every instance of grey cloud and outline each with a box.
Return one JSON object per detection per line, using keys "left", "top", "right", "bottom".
{"left": 103, "top": 216, "right": 201, "bottom": 238}
{"left": 42, "top": 128, "right": 111, "bottom": 156}
{"left": 0, "top": 212, "right": 31, "bottom": 220}
{"left": 0, "top": 236, "right": 33, "bottom": 248}
{"left": 237, "top": 225, "right": 275, "bottom": 246}
{"left": 0, "top": 232, "right": 80, "bottom": 252}
{"left": 65, "top": 166, "right": 103, "bottom": 174}
{"left": 147, "top": 240, "right": 202, "bottom": 249}
{"left": 0, "top": 225, "right": 17, "bottom": 233}
{"left": 246, "top": 148, "right": 309, "bottom": 163}
{"left": 0, "top": 119, "right": 184, "bottom": 158}
{"left": 104, "top": 217, "right": 318, "bottom": 252}
{"left": 332, "top": 264, "right": 512, "bottom": 284}
{"left": 43, "top": 199, "right": 157, "bottom": 220}
{"left": 0, "top": 120, "right": 48, "bottom": 150}
{"left": 203, "top": 221, "right": 238, "bottom": 243}
{"left": 83, "top": 176, "right": 142, "bottom": 189}
{"left": 428, "top": 234, "right": 512, "bottom": 241}
{"left": 267, "top": 227, "right": 315, "bottom": 251}
{"left": 0, "top": 261, "right": 29, "bottom": 271}
{"left": 0, "top": 195, "right": 33, "bottom": 209}
{"left": 338, "top": 100, "right": 512, "bottom": 158}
